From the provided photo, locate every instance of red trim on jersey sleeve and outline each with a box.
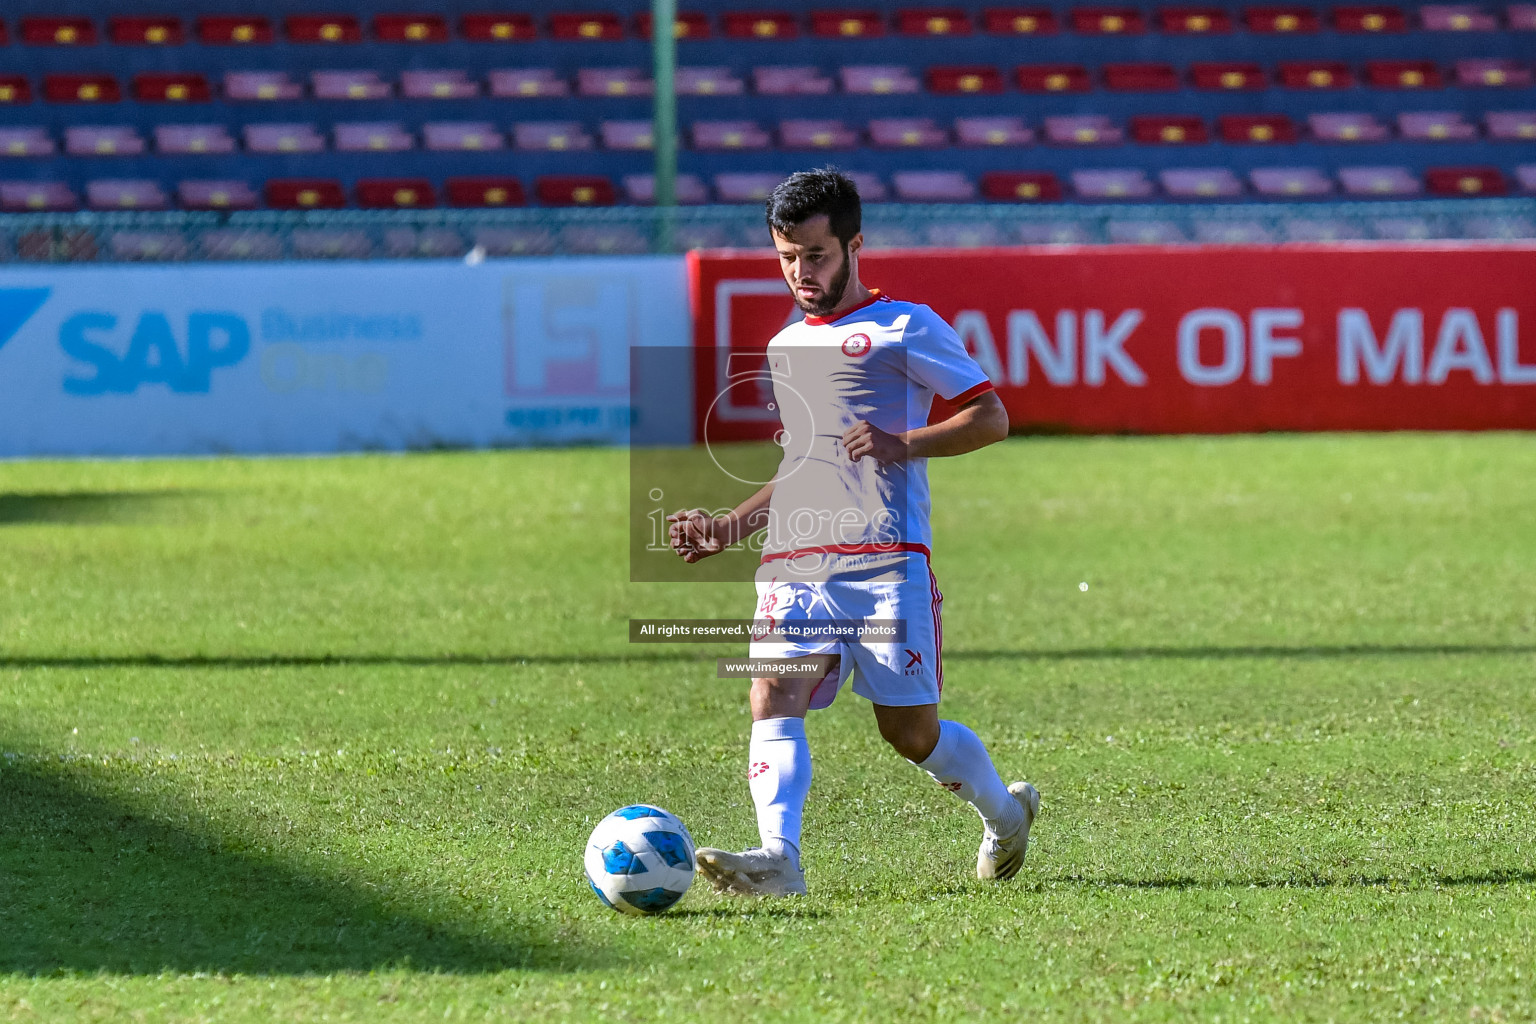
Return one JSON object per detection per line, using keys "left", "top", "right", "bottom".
{"left": 803, "top": 289, "right": 888, "bottom": 326}
{"left": 760, "top": 541, "right": 931, "bottom": 564}
{"left": 946, "top": 380, "right": 996, "bottom": 405}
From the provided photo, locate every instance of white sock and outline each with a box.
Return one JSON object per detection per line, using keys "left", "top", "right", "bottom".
{"left": 748, "top": 716, "right": 811, "bottom": 867}
{"left": 916, "top": 720, "right": 1023, "bottom": 839}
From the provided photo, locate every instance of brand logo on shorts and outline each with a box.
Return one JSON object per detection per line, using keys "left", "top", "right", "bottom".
{"left": 841, "top": 333, "right": 871, "bottom": 358}
{"left": 903, "top": 648, "right": 924, "bottom": 677}
{"left": 748, "top": 761, "right": 770, "bottom": 780}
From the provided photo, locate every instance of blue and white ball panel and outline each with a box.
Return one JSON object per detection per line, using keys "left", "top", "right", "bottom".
{"left": 583, "top": 805, "right": 696, "bottom": 916}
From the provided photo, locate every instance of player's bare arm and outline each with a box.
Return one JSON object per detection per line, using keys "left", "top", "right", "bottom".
{"left": 665, "top": 480, "right": 775, "bottom": 562}
{"left": 842, "top": 389, "right": 1009, "bottom": 463}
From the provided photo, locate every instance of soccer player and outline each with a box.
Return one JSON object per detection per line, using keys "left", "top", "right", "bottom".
{"left": 668, "top": 168, "right": 1037, "bottom": 896}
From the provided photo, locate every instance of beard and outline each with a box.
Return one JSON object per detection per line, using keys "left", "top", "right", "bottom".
{"left": 791, "top": 247, "right": 852, "bottom": 316}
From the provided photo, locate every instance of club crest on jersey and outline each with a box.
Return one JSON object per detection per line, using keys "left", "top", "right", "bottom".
{"left": 841, "top": 333, "right": 872, "bottom": 358}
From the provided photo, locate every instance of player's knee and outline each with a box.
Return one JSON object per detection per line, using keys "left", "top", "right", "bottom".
{"left": 877, "top": 715, "right": 940, "bottom": 762}
{"left": 750, "top": 675, "right": 813, "bottom": 719}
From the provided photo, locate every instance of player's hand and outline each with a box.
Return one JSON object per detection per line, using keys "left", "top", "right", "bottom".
{"left": 666, "top": 509, "right": 728, "bottom": 562}
{"left": 841, "top": 421, "right": 909, "bottom": 463}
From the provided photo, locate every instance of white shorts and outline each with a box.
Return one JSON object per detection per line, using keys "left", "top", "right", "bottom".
{"left": 747, "top": 552, "right": 944, "bottom": 710}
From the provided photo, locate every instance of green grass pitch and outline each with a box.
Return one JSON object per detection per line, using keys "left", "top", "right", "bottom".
{"left": 1, "top": 433, "right": 1534, "bottom": 1022}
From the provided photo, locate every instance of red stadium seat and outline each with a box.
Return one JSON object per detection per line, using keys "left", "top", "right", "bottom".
{"left": 1244, "top": 6, "right": 1321, "bottom": 31}
{"left": 981, "top": 171, "right": 1062, "bottom": 201}
{"left": 982, "top": 7, "right": 1058, "bottom": 32}
{"left": 134, "top": 73, "right": 211, "bottom": 103}
{"left": 928, "top": 66, "right": 1005, "bottom": 94}
{"left": 1104, "top": 63, "right": 1179, "bottom": 91}
{"left": 1279, "top": 61, "right": 1355, "bottom": 89}
{"left": 198, "top": 17, "right": 274, "bottom": 45}
{"left": 22, "top": 18, "right": 98, "bottom": 46}
{"left": 0, "top": 77, "right": 33, "bottom": 104}
{"left": 446, "top": 177, "right": 527, "bottom": 207}
{"left": 1220, "top": 114, "right": 1299, "bottom": 143}
{"left": 357, "top": 178, "right": 435, "bottom": 208}
{"left": 1017, "top": 64, "right": 1092, "bottom": 92}
{"left": 461, "top": 14, "right": 536, "bottom": 41}
{"left": 1159, "top": 7, "right": 1233, "bottom": 31}
{"left": 285, "top": 16, "right": 362, "bottom": 44}
{"left": 549, "top": 13, "right": 625, "bottom": 40}
{"left": 722, "top": 12, "right": 799, "bottom": 38}
{"left": 266, "top": 179, "right": 347, "bottom": 209}
{"left": 374, "top": 15, "right": 449, "bottom": 42}
{"left": 897, "top": 8, "right": 974, "bottom": 34}
{"left": 0, "top": 23, "right": 8, "bottom": 46}
{"left": 110, "top": 17, "right": 184, "bottom": 45}
{"left": 537, "top": 176, "right": 617, "bottom": 206}
{"left": 1130, "top": 115, "right": 1209, "bottom": 144}
{"left": 1333, "top": 5, "right": 1407, "bottom": 31}
{"left": 1190, "top": 62, "right": 1268, "bottom": 90}
{"left": 1366, "top": 60, "right": 1444, "bottom": 88}
{"left": 634, "top": 12, "right": 712, "bottom": 38}
{"left": 45, "top": 74, "right": 120, "bottom": 104}
{"left": 1071, "top": 8, "right": 1146, "bottom": 33}
{"left": 811, "top": 10, "right": 886, "bottom": 37}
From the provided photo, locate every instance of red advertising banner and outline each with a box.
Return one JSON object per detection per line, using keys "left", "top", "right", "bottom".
{"left": 689, "top": 244, "right": 1536, "bottom": 438}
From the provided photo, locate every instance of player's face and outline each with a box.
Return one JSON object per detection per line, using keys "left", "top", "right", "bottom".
{"left": 772, "top": 216, "right": 859, "bottom": 317}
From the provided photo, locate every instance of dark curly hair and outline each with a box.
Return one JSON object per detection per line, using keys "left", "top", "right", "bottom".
{"left": 765, "top": 167, "right": 862, "bottom": 246}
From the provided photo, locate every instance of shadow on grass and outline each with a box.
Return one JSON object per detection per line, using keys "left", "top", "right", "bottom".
{"left": 0, "top": 491, "right": 196, "bottom": 526}
{"left": 0, "top": 748, "right": 599, "bottom": 975}
{"left": 1057, "top": 869, "right": 1536, "bottom": 891}
{"left": 667, "top": 906, "right": 828, "bottom": 920}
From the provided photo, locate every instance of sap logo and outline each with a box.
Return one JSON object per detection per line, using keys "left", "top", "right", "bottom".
{"left": 0, "top": 288, "right": 51, "bottom": 351}
{"left": 61, "top": 311, "right": 250, "bottom": 395}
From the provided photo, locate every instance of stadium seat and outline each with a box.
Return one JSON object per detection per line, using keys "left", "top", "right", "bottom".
{"left": 693, "top": 120, "right": 772, "bottom": 150}
{"left": 402, "top": 71, "right": 479, "bottom": 99}
{"left": 1339, "top": 165, "right": 1422, "bottom": 195}
{"left": 754, "top": 67, "right": 835, "bottom": 95}
{"left": 869, "top": 117, "right": 948, "bottom": 148}
{"left": 926, "top": 222, "right": 1005, "bottom": 247}
{"left": 198, "top": 16, "right": 275, "bottom": 45}
{"left": 445, "top": 177, "right": 526, "bottom": 206}
{"left": 461, "top": 14, "right": 536, "bottom": 41}
{"left": 1044, "top": 115, "right": 1123, "bottom": 145}
{"left": 1130, "top": 115, "right": 1209, "bottom": 144}
{"left": 1244, "top": 6, "right": 1321, "bottom": 31}
{"left": 811, "top": 11, "right": 885, "bottom": 37}
{"left": 66, "top": 126, "right": 144, "bottom": 156}
{"left": 1366, "top": 61, "right": 1444, "bottom": 88}
{"left": 892, "top": 171, "right": 976, "bottom": 201}
{"left": 87, "top": 179, "right": 169, "bottom": 210}
{"left": 490, "top": 70, "right": 570, "bottom": 99}
{"left": 599, "top": 121, "right": 654, "bottom": 150}
{"left": 1334, "top": 5, "right": 1408, "bottom": 32}
{"left": 537, "top": 176, "right": 617, "bottom": 206}
{"left": 562, "top": 225, "right": 651, "bottom": 255}
{"left": 780, "top": 119, "right": 860, "bottom": 149}
{"left": 245, "top": 123, "right": 325, "bottom": 154}
{"left": 1072, "top": 8, "right": 1147, "bottom": 33}
{"left": 981, "top": 170, "right": 1063, "bottom": 200}
{"left": 722, "top": 12, "right": 799, "bottom": 39}
{"left": 291, "top": 230, "right": 372, "bottom": 258}
{"left": 178, "top": 179, "right": 260, "bottom": 210}
{"left": 1399, "top": 111, "right": 1478, "bottom": 141}
{"left": 1160, "top": 7, "right": 1234, "bottom": 31}
{"left": 842, "top": 66, "right": 921, "bottom": 94}
{"left": 374, "top": 14, "right": 449, "bottom": 42}
{"left": 0, "top": 128, "right": 55, "bottom": 157}
{"left": 357, "top": 178, "right": 435, "bottom": 208}
{"left": 1250, "top": 166, "right": 1334, "bottom": 196}
{"left": 846, "top": 171, "right": 889, "bottom": 201}
{"left": 225, "top": 72, "right": 303, "bottom": 101}
{"left": 1191, "top": 63, "right": 1267, "bottom": 90}
{"left": 715, "top": 173, "right": 783, "bottom": 202}
{"left": 110, "top": 232, "right": 189, "bottom": 261}
{"left": 1104, "top": 63, "right": 1180, "bottom": 91}
{"left": 622, "top": 173, "right": 710, "bottom": 204}
{"left": 897, "top": 8, "right": 974, "bottom": 34}
{"left": 111, "top": 17, "right": 185, "bottom": 45}
{"left": 134, "top": 74, "right": 212, "bottom": 103}
{"left": 474, "top": 227, "right": 556, "bottom": 256}
{"left": 23, "top": 17, "right": 98, "bottom": 46}
{"left": 1486, "top": 111, "right": 1536, "bottom": 139}
{"left": 335, "top": 122, "right": 414, "bottom": 153}
{"left": 984, "top": 7, "right": 1058, "bottom": 32}
{"left": 0, "top": 182, "right": 76, "bottom": 211}
{"left": 1073, "top": 168, "right": 1155, "bottom": 199}
{"left": 1017, "top": 65, "right": 1092, "bottom": 93}
{"left": 285, "top": 15, "right": 363, "bottom": 44}
{"left": 1456, "top": 59, "right": 1532, "bottom": 87}
{"left": 1107, "top": 220, "right": 1186, "bottom": 243}
{"left": 550, "top": 13, "right": 625, "bottom": 40}
{"left": 955, "top": 116, "right": 1034, "bottom": 146}
{"left": 200, "top": 230, "right": 284, "bottom": 260}
{"left": 313, "top": 71, "right": 391, "bottom": 100}
{"left": 633, "top": 12, "right": 712, "bottom": 39}
{"left": 670, "top": 223, "right": 738, "bottom": 249}
{"left": 513, "top": 122, "right": 594, "bottom": 151}
{"left": 676, "top": 68, "right": 745, "bottom": 96}
{"left": 1160, "top": 167, "right": 1243, "bottom": 197}
{"left": 0, "top": 77, "right": 33, "bottom": 104}
{"left": 1220, "top": 114, "right": 1299, "bottom": 143}
{"left": 1426, "top": 166, "right": 1507, "bottom": 195}
{"left": 1309, "top": 112, "right": 1390, "bottom": 141}
{"left": 46, "top": 75, "right": 121, "bottom": 104}
{"left": 1515, "top": 165, "right": 1536, "bottom": 192}
{"left": 1194, "top": 221, "right": 1275, "bottom": 243}
{"left": 384, "top": 228, "right": 467, "bottom": 259}
{"left": 578, "top": 68, "right": 652, "bottom": 97}
{"left": 927, "top": 67, "right": 1005, "bottom": 94}
{"left": 1279, "top": 61, "right": 1355, "bottom": 89}
{"left": 1509, "top": 4, "right": 1536, "bottom": 28}
{"left": 1422, "top": 4, "right": 1500, "bottom": 28}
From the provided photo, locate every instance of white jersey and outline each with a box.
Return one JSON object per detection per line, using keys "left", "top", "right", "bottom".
{"left": 760, "top": 291, "right": 993, "bottom": 574}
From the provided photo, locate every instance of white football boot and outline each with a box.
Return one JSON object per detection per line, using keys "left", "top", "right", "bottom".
{"left": 977, "top": 782, "right": 1040, "bottom": 881}
{"left": 695, "top": 847, "right": 807, "bottom": 896}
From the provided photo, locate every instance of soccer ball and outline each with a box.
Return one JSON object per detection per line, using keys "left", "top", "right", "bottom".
{"left": 583, "top": 804, "right": 696, "bottom": 916}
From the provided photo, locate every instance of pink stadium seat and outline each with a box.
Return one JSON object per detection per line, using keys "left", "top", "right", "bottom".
{"left": 65, "top": 126, "right": 145, "bottom": 156}
{"left": 692, "top": 120, "right": 771, "bottom": 150}
{"left": 513, "top": 122, "right": 595, "bottom": 151}
{"left": 155, "top": 124, "right": 237, "bottom": 155}
{"left": 670, "top": 224, "right": 738, "bottom": 250}
{"left": 676, "top": 67, "right": 745, "bottom": 95}
{"left": 841, "top": 66, "right": 921, "bottom": 94}
{"left": 578, "top": 68, "right": 652, "bottom": 97}
{"left": 1284, "top": 219, "right": 1366, "bottom": 241}
{"left": 926, "top": 222, "right": 1006, "bottom": 248}
{"left": 1044, "top": 115, "right": 1123, "bottom": 145}
{"left": 864, "top": 225, "right": 923, "bottom": 248}
{"left": 312, "top": 70, "right": 391, "bottom": 100}
{"left": 1159, "top": 167, "right": 1243, "bottom": 198}
{"left": 779, "top": 119, "right": 860, "bottom": 149}
{"left": 1515, "top": 165, "right": 1536, "bottom": 192}
{"left": 110, "top": 232, "right": 189, "bottom": 262}
{"left": 562, "top": 225, "right": 651, "bottom": 256}
{"left": 892, "top": 171, "right": 976, "bottom": 201}
{"left": 1486, "top": 111, "right": 1536, "bottom": 139}
{"left": 87, "top": 179, "right": 169, "bottom": 210}
{"left": 1455, "top": 59, "right": 1532, "bottom": 87}
{"left": 1398, "top": 111, "right": 1478, "bottom": 140}
{"left": 177, "top": 179, "right": 260, "bottom": 210}
{"left": 225, "top": 72, "right": 303, "bottom": 101}
{"left": 868, "top": 117, "right": 948, "bottom": 148}
{"left": 490, "top": 69, "right": 570, "bottom": 98}
{"left": 1106, "top": 221, "right": 1187, "bottom": 244}
{"left": 600, "top": 120, "right": 655, "bottom": 150}
{"left": 335, "top": 122, "right": 415, "bottom": 152}
{"left": 1510, "top": 4, "right": 1536, "bottom": 28}
{"left": 402, "top": 70, "right": 479, "bottom": 99}
{"left": 0, "top": 128, "right": 56, "bottom": 157}
{"left": 846, "top": 172, "right": 890, "bottom": 201}
{"left": 245, "top": 123, "right": 326, "bottom": 154}
{"left": 715, "top": 174, "right": 784, "bottom": 202}
{"left": 474, "top": 227, "right": 556, "bottom": 257}
{"left": 1421, "top": 4, "right": 1500, "bottom": 28}
{"left": 1339, "top": 165, "right": 1423, "bottom": 196}
{"left": 1072, "top": 169, "right": 1155, "bottom": 199}
{"left": 200, "top": 231, "right": 285, "bottom": 261}
{"left": 1193, "top": 221, "right": 1275, "bottom": 243}
{"left": 291, "top": 231, "right": 373, "bottom": 260}
{"left": 754, "top": 66, "right": 835, "bottom": 95}
{"left": 0, "top": 181, "right": 76, "bottom": 211}
{"left": 423, "top": 122, "right": 504, "bottom": 151}
{"left": 1309, "top": 112, "right": 1390, "bottom": 142}
{"left": 622, "top": 173, "right": 710, "bottom": 204}
{"left": 955, "top": 116, "right": 1034, "bottom": 146}
{"left": 1251, "top": 167, "right": 1334, "bottom": 197}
